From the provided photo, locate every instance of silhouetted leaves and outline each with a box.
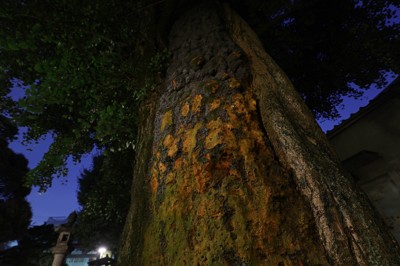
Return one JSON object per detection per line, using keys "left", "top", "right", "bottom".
{"left": 75, "top": 150, "right": 133, "bottom": 249}
{"left": 0, "top": 224, "right": 57, "bottom": 266}
{"left": 0, "top": 118, "right": 31, "bottom": 244}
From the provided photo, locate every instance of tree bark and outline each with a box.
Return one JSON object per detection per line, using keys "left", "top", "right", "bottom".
{"left": 118, "top": 2, "right": 400, "bottom": 265}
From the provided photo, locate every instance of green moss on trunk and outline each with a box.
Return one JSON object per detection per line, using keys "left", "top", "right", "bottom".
{"left": 118, "top": 92, "right": 159, "bottom": 265}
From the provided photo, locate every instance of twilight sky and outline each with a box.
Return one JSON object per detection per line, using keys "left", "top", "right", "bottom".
{"left": 7, "top": 76, "right": 396, "bottom": 226}
{"left": 8, "top": 84, "right": 94, "bottom": 225}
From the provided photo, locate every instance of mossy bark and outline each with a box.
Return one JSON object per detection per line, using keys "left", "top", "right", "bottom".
{"left": 118, "top": 91, "right": 159, "bottom": 264}
{"left": 118, "top": 3, "right": 400, "bottom": 265}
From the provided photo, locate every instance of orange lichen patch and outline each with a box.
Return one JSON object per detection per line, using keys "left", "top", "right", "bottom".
{"left": 223, "top": 125, "right": 238, "bottom": 150}
{"left": 226, "top": 104, "right": 238, "bottom": 122}
{"left": 250, "top": 127, "right": 265, "bottom": 144}
{"left": 230, "top": 168, "right": 239, "bottom": 177}
{"left": 205, "top": 117, "right": 239, "bottom": 150}
{"left": 244, "top": 205, "right": 271, "bottom": 252}
{"left": 163, "top": 134, "right": 179, "bottom": 157}
{"left": 181, "top": 102, "right": 190, "bottom": 117}
{"left": 232, "top": 93, "right": 246, "bottom": 114}
{"left": 163, "top": 134, "right": 174, "bottom": 147}
{"left": 176, "top": 166, "right": 193, "bottom": 199}
{"left": 158, "top": 162, "right": 167, "bottom": 173}
{"left": 205, "top": 79, "right": 219, "bottom": 93}
{"left": 232, "top": 93, "right": 244, "bottom": 101}
{"left": 183, "top": 123, "right": 202, "bottom": 154}
{"left": 161, "top": 110, "right": 173, "bottom": 132}
{"left": 166, "top": 172, "right": 175, "bottom": 185}
{"left": 248, "top": 97, "right": 257, "bottom": 111}
{"left": 226, "top": 123, "right": 234, "bottom": 130}
{"left": 191, "top": 94, "right": 203, "bottom": 113}
{"left": 205, "top": 118, "right": 223, "bottom": 149}
{"left": 150, "top": 174, "right": 158, "bottom": 193}
{"left": 174, "top": 157, "right": 183, "bottom": 168}
{"left": 176, "top": 124, "right": 185, "bottom": 136}
{"left": 193, "top": 157, "right": 215, "bottom": 193}
{"left": 168, "top": 142, "right": 179, "bottom": 157}
{"left": 228, "top": 77, "right": 241, "bottom": 89}
{"left": 193, "top": 163, "right": 207, "bottom": 193}
{"left": 209, "top": 99, "right": 221, "bottom": 111}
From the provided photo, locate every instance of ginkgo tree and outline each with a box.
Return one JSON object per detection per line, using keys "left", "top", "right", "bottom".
{"left": 1, "top": 0, "right": 400, "bottom": 265}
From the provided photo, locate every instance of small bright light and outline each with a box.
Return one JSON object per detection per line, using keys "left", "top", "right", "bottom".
{"left": 98, "top": 247, "right": 107, "bottom": 255}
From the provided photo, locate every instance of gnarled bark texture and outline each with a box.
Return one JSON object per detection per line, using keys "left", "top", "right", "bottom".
{"left": 118, "top": 3, "right": 400, "bottom": 265}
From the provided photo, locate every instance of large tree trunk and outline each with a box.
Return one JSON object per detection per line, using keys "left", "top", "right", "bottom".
{"left": 118, "top": 3, "right": 400, "bottom": 265}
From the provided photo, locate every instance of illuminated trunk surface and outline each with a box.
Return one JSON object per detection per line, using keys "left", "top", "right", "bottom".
{"left": 118, "top": 3, "right": 400, "bottom": 265}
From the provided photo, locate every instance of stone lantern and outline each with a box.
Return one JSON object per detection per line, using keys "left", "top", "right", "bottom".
{"left": 51, "top": 211, "right": 77, "bottom": 266}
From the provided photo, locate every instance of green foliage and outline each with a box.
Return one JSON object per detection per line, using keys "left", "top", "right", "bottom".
{"left": 75, "top": 150, "right": 133, "bottom": 249}
{"left": 0, "top": 78, "right": 19, "bottom": 142}
{"left": 0, "top": 0, "right": 162, "bottom": 189}
{"left": 0, "top": 198, "right": 31, "bottom": 244}
{"left": 148, "top": 49, "right": 172, "bottom": 73}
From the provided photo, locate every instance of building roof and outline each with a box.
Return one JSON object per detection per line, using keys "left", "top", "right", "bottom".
{"left": 327, "top": 78, "right": 400, "bottom": 138}
{"left": 45, "top": 216, "right": 68, "bottom": 226}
